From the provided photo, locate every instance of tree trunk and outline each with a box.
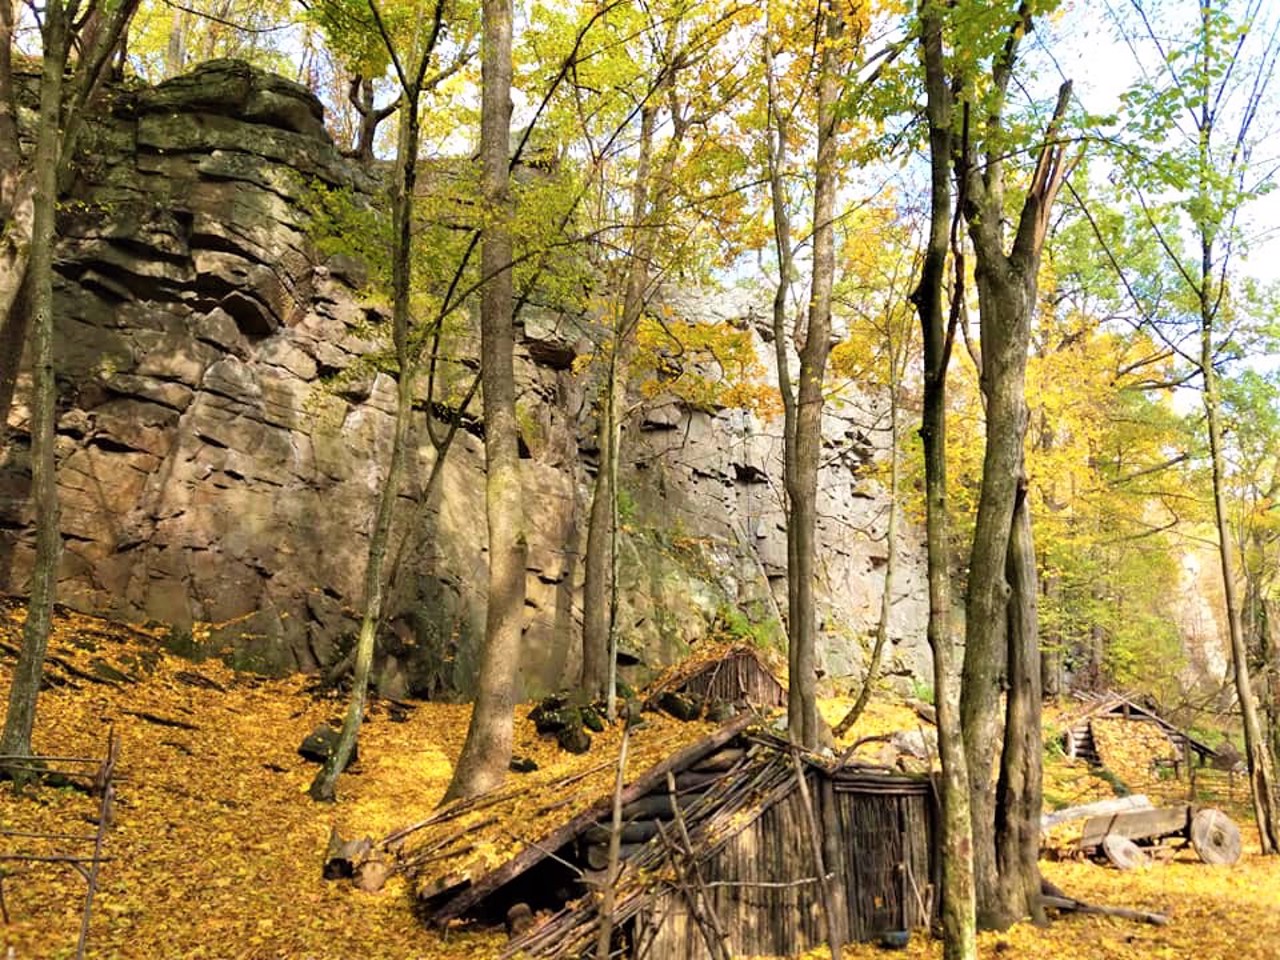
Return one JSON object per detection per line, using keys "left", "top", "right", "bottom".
{"left": 836, "top": 387, "right": 899, "bottom": 737}
{"left": 309, "top": 93, "right": 421, "bottom": 802}
{"left": 579, "top": 364, "right": 618, "bottom": 700}
{"left": 0, "top": 3, "right": 68, "bottom": 763}
{"left": 580, "top": 102, "right": 654, "bottom": 702}
{"left": 912, "top": 7, "right": 976, "bottom": 956}
{"left": 994, "top": 485, "right": 1045, "bottom": 925}
{"left": 1040, "top": 572, "right": 1062, "bottom": 698}
{"left": 785, "top": 6, "right": 841, "bottom": 751}
{"left": 580, "top": 71, "right": 683, "bottom": 707}
{"left": 959, "top": 262, "right": 1024, "bottom": 927}
{"left": 959, "top": 72, "right": 1071, "bottom": 927}
{"left": 763, "top": 21, "right": 798, "bottom": 704}
{"left": 165, "top": 7, "right": 186, "bottom": 77}
{"left": 445, "top": 0, "right": 525, "bottom": 802}
{"left": 1201, "top": 285, "right": 1280, "bottom": 854}
{"left": 0, "top": 0, "right": 31, "bottom": 438}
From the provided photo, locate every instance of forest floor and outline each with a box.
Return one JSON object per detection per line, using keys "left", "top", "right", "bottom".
{"left": 1, "top": 602, "right": 1277, "bottom": 959}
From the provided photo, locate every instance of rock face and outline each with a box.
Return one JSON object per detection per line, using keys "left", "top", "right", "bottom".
{"left": 0, "top": 60, "right": 932, "bottom": 698}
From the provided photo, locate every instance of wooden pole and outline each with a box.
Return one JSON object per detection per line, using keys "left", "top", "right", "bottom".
{"left": 791, "top": 750, "right": 843, "bottom": 958}
{"left": 595, "top": 726, "right": 629, "bottom": 957}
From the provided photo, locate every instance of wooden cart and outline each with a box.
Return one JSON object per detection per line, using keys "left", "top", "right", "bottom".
{"left": 1079, "top": 803, "right": 1242, "bottom": 868}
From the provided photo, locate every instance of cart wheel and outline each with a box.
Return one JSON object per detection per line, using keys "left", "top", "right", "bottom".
{"left": 1190, "top": 808, "right": 1241, "bottom": 865}
{"left": 1102, "top": 835, "right": 1151, "bottom": 870}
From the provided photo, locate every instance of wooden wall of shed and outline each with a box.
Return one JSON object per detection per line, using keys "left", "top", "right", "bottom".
{"left": 825, "top": 784, "right": 934, "bottom": 937}
{"left": 633, "top": 774, "right": 935, "bottom": 959}
{"left": 684, "top": 654, "right": 786, "bottom": 707}
{"left": 638, "top": 788, "right": 825, "bottom": 960}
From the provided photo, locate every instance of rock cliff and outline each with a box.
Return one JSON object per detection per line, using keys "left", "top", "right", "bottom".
{"left": 0, "top": 60, "right": 932, "bottom": 699}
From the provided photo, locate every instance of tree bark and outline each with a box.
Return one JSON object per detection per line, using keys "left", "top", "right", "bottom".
{"left": 1201, "top": 282, "right": 1280, "bottom": 854}
{"left": 579, "top": 42, "right": 685, "bottom": 707}
{"left": 0, "top": 1, "right": 68, "bottom": 763}
{"left": 580, "top": 102, "right": 655, "bottom": 703}
{"left": 763, "top": 19, "right": 799, "bottom": 713}
{"left": 309, "top": 91, "right": 421, "bottom": 801}
{"left": 994, "top": 485, "right": 1045, "bottom": 925}
{"left": 445, "top": 0, "right": 525, "bottom": 802}
{"left": 0, "top": 0, "right": 31, "bottom": 439}
{"left": 911, "top": 6, "right": 976, "bottom": 956}
{"left": 959, "top": 72, "right": 1070, "bottom": 927}
{"left": 785, "top": 5, "right": 842, "bottom": 750}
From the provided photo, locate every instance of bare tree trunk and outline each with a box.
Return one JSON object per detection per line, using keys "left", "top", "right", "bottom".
{"left": 836, "top": 388, "right": 899, "bottom": 738}
{"left": 763, "top": 20, "right": 798, "bottom": 696}
{"left": 165, "top": 7, "right": 186, "bottom": 77}
{"left": 912, "top": 6, "right": 976, "bottom": 956}
{"left": 994, "top": 486, "right": 1045, "bottom": 925}
{"left": 785, "top": 5, "right": 842, "bottom": 750}
{"left": 580, "top": 103, "right": 654, "bottom": 702}
{"left": 0, "top": 0, "right": 31, "bottom": 440}
{"left": 958, "top": 265, "right": 1022, "bottom": 925}
{"left": 445, "top": 0, "right": 525, "bottom": 802}
{"left": 959, "top": 72, "right": 1071, "bottom": 927}
{"left": 1201, "top": 292, "right": 1280, "bottom": 853}
{"left": 0, "top": 2, "right": 68, "bottom": 764}
{"left": 309, "top": 92, "right": 421, "bottom": 801}
{"left": 1040, "top": 572, "right": 1063, "bottom": 699}
{"left": 580, "top": 52, "right": 685, "bottom": 706}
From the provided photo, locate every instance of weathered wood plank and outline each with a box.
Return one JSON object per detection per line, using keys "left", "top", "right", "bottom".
{"left": 1041, "top": 795, "right": 1153, "bottom": 829}
{"left": 1079, "top": 804, "right": 1189, "bottom": 850}
{"left": 426, "top": 712, "right": 754, "bottom": 923}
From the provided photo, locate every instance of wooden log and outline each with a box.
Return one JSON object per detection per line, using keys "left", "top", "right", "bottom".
{"left": 622, "top": 795, "right": 678, "bottom": 821}
{"left": 674, "top": 769, "right": 727, "bottom": 791}
{"left": 1042, "top": 894, "right": 1169, "bottom": 926}
{"left": 323, "top": 826, "right": 372, "bottom": 880}
{"left": 1079, "top": 804, "right": 1190, "bottom": 850}
{"left": 691, "top": 748, "right": 745, "bottom": 773}
{"left": 1041, "top": 795, "right": 1153, "bottom": 830}
{"left": 584, "top": 841, "right": 647, "bottom": 871}
{"left": 355, "top": 858, "right": 393, "bottom": 892}
{"left": 583, "top": 821, "right": 662, "bottom": 845}
{"left": 1190, "top": 808, "right": 1241, "bottom": 866}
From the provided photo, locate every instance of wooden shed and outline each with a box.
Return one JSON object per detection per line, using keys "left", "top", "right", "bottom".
{"left": 624, "top": 749, "right": 936, "bottom": 959}
{"left": 1062, "top": 692, "right": 1217, "bottom": 774}
{"left": 644, "top": 641, "right": 787, "bottom": 712}
{"left": 402, "top": 713, "right": 938, "bottom": 960}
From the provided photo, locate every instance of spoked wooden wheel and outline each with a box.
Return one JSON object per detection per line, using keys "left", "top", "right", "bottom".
{"left": 1190, "top": 808, "right": 1241, "bottom": 865}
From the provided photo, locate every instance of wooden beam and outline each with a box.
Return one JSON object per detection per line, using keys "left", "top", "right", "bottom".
{"left": 425, "top": 712, "right": 755, "bottom": 923}
{"left": 1079, "top": 804, "right": 1189, "bottom": 850}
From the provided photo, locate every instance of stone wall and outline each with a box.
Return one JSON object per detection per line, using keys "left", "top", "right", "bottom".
{"left": 0, "top": 60, "right": 932, "bottom": 700}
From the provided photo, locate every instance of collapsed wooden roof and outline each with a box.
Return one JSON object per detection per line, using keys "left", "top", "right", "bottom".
{"left": 506, "top": 730, "right": 933, "bottom": 958}
{"left": 643, "top": 641, "right": 787, "bottom": 709}
{"left": 395, "top": 711, "right": 759, "bottom": 924}
{"left": 1065, "top": 691, "right": 1218, "bottom": 761}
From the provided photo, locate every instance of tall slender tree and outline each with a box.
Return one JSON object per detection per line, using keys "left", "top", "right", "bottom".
{"left": 444, "top": 0, "right": 524, "bottom": 802}
{"left": 910, "top": 1, "right": 976, "bottom": 954}
{"left": 1104, "top": 0, "right": 1280, "bottom": 853}
{"left": 308, "top": 0, "right": 471, "bottom": 802}
{"left": 1, "top": 0, "right": 141, "bottom": 767}
{"left": 950, "top": 9, "right": 1071, "bottom": 928}
{"left": 763, "top": 0, "right": 851, "bottom": 750}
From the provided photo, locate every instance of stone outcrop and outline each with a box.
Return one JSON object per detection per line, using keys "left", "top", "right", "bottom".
{"left": 0, "top": 60, "right": 931, "bottom": 698}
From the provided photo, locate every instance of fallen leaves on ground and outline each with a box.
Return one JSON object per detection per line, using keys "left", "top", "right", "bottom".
{"left": 0, "top": 602, "right": 498, "bottom": 959}
{"left": 776, "top": 848, "right": 1280, "bottom": 960}
{"left": 3, "top": 603, "right": 1278, "bottom": 959}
